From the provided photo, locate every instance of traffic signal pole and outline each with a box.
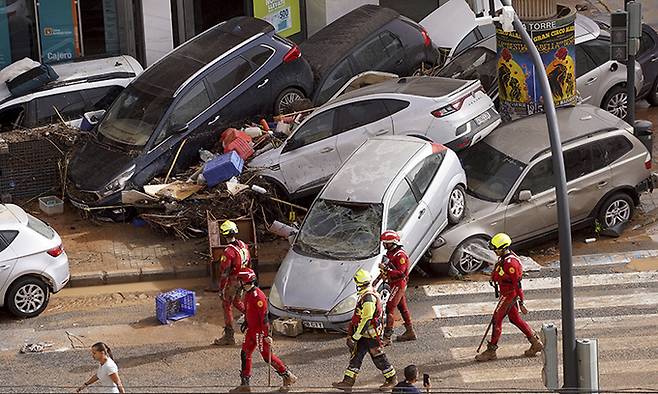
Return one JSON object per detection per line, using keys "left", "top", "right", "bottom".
{"left": 626, "top": 0, "right": 636, "bottom": 125}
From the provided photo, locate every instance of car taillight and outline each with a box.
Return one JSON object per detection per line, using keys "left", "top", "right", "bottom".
{"left": 283, "top": 45, "right": 301, "bottom": 63}
{"left": 432, "top": 95, "right": 468, "bottom": 118}
{"left": 47, "top": 245, "right": 64, "bottom": 257}
{"left": 645, "top": 153, "right": 652, "bottom": 169}
{"left": 421, "top": 28, "right": 431, "bottom": 47}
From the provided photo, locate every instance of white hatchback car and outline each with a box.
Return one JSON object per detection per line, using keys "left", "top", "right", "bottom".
{"left": 0, "top": 204, "right": 69, "bottom": 318}
{"left": 250, "top": 76, "right": 499, "bottom": 199}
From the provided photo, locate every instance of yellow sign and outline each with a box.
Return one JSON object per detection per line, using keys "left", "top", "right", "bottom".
{"left": 253, "top": 0, "right": 301, "bottom": 37}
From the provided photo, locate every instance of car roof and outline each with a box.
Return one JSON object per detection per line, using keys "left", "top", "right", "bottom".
{"left": 421, "top": 0, "right": 503, "bottom": 48}
{"left": 300, "top": 5, "right": 399, "bottom": 83}
{"left": 329, "top": 76, "right": 470, "bottom": 104}
{"left": 321, "top": 136, "right": 427, "bottom": 203}
{"left": 0, "top": 204, "right": 27, "bottom": 227}
{"left": 486, "top": 104, "right": 631, "bottom": 163}
{"left": 575, "top": 14, "right": 601, "bottom": 44}
{"left": 135, "top": 17, "right": 273, "bottom": 98}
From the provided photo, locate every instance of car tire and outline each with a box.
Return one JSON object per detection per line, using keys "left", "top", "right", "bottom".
{"left": 6, "top": 277, "right": 50, "bottom": 318}
{"left": 597, "top": 192, "right": 635, "bottom": 230}
{"left": 447, "top": 185, "right": 466, "bottom": 225}
{"left": 449, "top": 237, "right": 491, "bottom": 275}
{"left": 275, "top": 87, "right": 305, "bottom": 115}
{"left": 602, "top": 85, "right": 629, "bottom": 119}
{"left": 648, "top": 79, "right": 658, "bottom": 107}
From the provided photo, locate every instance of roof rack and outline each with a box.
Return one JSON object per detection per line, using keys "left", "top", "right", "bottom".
{"left": 529, "top": 127, "right": 619, "bottom": 162}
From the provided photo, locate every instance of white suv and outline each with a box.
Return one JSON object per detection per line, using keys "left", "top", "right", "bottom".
{"left": 0, "top": 204, "right": 69, "bottom": 318}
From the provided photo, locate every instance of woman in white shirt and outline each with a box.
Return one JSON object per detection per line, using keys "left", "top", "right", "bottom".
{"left": 76, "top": 342, "right": 125, "bottom": 393}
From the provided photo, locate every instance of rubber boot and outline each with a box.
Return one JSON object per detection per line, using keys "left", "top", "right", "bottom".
{"left": 379, "top": 374, "right": 398, "bottom": 391}
{"left": 332, "top": 376, "right": 355, "bottom": 392}
{"left": 524, "top": 333, "right": 544, "bottom": 357}
{"left": 475, "top": 342, "right": 498, "bottom": 362}
{"left": 382, "top": 328, "right": 393, "bottom": 347}
{"left": 213, "top": 326, "right": 236, "bottom": 346}
{"left": 229, "top": 376, "right": 250, "bottom": 393}
{"left": 395, "top": 324, "right": 417, "bottom": 342}
{"left": 279, "top": 370, "right": 297, "bottom": 392}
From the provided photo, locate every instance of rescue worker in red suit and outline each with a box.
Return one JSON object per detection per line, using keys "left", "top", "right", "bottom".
{"left": 475, "top": 233, "right": 544, "bottom": 362}
{"left": 214, "top": 220, "right": 251, "bottom": 346}
{"left": 332, "top": 269, "right": 398, "bottom": 391}
{"left": 379, "top": 230, "right": 416, "bottom": 346}
{"left": 230, "top": 268, "right": 297, "bottom": 392}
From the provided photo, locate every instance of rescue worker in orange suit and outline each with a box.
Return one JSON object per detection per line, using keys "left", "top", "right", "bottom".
{"left": 379, "top": 230, "right": 416, "bottom": 346}
{"left": 475, "top": 233, "right": 544, "bottom": 362}
{"left": 214, "top": 220, "right": 251, "bottom": 346}
{"left": 333, "top": 269, "right": 398, "bottom": 391}
{"left": 229, "top": 268, "right": 297, "bottom": 392}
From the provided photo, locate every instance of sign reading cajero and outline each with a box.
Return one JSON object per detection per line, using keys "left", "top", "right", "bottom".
{"left": 496, "top": 6, "right": 577, "bottom": 121}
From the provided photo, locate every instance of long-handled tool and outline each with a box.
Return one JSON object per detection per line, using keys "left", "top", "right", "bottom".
{"left": 268, "top": 338, "right": 272, "bottom": 387}
{"left": 476, "top": 297, "right": 504, "bottom": 353}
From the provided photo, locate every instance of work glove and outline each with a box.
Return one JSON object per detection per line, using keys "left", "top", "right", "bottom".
{"left": 240, "top": 320, "right": 248, "bottom": 333}
{"left": 264, "top": 336, "right": 273, "bottom": 345}
{"left": 346, "top": 337, "right": 356, "bottom": 350}
{"left": 519, "top": 301, "right": 529, "bottom": 315}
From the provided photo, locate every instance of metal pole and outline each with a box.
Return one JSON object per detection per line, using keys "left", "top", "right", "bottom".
{"left": 499, "top": 0, "right": 577, "bottom": 388}
{"left": 626, "top": 0, "right": 636, "bottom": 125}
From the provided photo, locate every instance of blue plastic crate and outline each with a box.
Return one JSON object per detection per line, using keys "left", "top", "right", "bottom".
{"left": 156, "top": 288, "right": 196, "bottom": 325}
{"left": 203, "top": 151, "right": 244, "bottom": 187}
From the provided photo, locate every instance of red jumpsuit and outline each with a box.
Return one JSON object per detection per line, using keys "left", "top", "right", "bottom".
{"left": 240, "top": 287, "right": 287, "bottom": 378}
{"left": 219, "top": 240, "right": 251, "bottom": 326}
{"left": 490, "top": 252, "right": 534, "bottom": 345}
{"left": 383, "top": 247, "right": 412, "bottom": 330}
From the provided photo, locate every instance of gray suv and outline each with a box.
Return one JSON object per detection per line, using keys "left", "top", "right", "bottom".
{"left": 430, "top": 104, "right": 655, "bottom": 274}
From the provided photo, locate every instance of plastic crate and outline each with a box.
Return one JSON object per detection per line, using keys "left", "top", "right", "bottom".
{"left": 221, "top": 128, "right": 252, "bottom": 145}
{"left": 224, "top": 137, "right": 254, "bottom": 160}
{"left": 38, "top": 196, "right": 64, "bottom": 215}
{"left": 203, "top": 151, "right": 244, "bottom": 187}
{"left": 156, "top": 288, "right": 196, "bottom": 325}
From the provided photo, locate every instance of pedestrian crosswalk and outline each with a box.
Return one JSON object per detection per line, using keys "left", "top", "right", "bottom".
{"left": 421, "top": 256, "right": 658, "bottom": 388}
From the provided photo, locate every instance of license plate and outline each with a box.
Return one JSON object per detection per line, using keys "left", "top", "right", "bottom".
{"left": 303, "top": 321, "right": 324, "bottom": 329}
{"left": 474, "top": 111, "right": 492, "bottom": 126}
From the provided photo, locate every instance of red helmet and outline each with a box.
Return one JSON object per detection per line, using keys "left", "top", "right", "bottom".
{"left": 380, "top": 230, "right": 401, "bottom": 245}
{"left": 237, "top": 268, "right": 257, "bottom": 284}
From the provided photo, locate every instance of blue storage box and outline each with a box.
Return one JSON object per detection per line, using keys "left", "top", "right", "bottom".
{"left": 155, "top": 288, "right": 196, "bottom": 325}
{"left": 203, "top": 151, "right": 244, "bottom": 187}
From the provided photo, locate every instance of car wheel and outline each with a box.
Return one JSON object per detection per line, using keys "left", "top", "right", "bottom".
{"left": 275, "top": 88, "right": 305, "bottom": 115}
{"left": 7, "top": 277, "right": 50, "bottom": 318}
{"left": 448, "top": 185, "right": 466, "bottom": 225}
{"left": 648, "top": 79, "right": 658, "bottom": 107}
{"left": 597, "top": 192, "right": 635, "bottom": 230}
{"left": 602, "top": 85, "right": 629, "bottom": 119}
{"left": 450, "top": 237, "right": 491, "bottom": 274}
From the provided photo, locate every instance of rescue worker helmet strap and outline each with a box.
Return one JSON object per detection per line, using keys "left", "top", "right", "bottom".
{"left": 354, "top": 268, "right": 372, "bottom": 286}
{"left": 220, "top": 220, "right": 239, "bottom": 236}
{"left": 489, "top": 233, "right": 512, "bottom": 250}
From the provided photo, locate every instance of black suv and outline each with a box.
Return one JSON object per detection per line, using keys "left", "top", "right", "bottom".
{"left": 301, "top": 5, "right": 438, "bottom": 105}
{"left": 67, "top": 17, "right": 314, "bottom": 209}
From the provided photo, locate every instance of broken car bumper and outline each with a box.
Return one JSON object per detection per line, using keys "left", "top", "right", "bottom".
{"left": 268, "top": 302, "right": 352, "bottom": 332}
{"left": 636, "top": 173, "right": 658, "bottom": 194}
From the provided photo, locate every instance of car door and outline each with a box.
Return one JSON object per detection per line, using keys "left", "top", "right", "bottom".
{"left": 31, "top": 90, "right": 87, "bottom": 127}
{"left": 379, "top": 31, "right": 407, "bottom": 75}
{"left": 316, "top": 57, "right": 355, "bottom": 105}
{"left": 205, "top": 55, "right": 261, "bottom": 125}
{"left": 504, "top": 157, "right": 559, "bottom": 241}
{"left": 385, "top": 178, "right": 431, "bottom": 264}
{"left": 636, "top": 27, "right": 658, "bottom": 94}
{"left": 278, "top": 108, "right": 341, "bottom": 195}
{"left": 578, "top": 38, "right": 625, "bottom": 106}
{"left": 0, "top": 231, "right": 19, "bottom": 291}
{"left": 575, "top": 44, "right": 602, "bottom": 104}
{"left": 334, "top": 99, "right": 393, "bottom": 161}
{"left": 0, "top": 103, "right": 28, "bottom": 131}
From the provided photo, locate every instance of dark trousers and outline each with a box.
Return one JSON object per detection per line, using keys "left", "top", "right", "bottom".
{"left": 343, "top": 337, "right": 396, "bottom": 380}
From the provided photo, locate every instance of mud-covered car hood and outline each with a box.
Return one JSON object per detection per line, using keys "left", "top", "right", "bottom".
{"left": 248, "top": 145, "right": 283, "bottom": 169}
{"left": 68, "top": 138, "right": 136, "bottom": 191}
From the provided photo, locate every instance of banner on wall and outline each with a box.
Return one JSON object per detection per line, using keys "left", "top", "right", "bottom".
{"left": 253, "top": 0, "right": 301, "bottom": 38}
{"left": 0, "top": 0, "right": 11, "bottom": 68}
{"left": 38, "top": 0, "right": 78, "bottom": 63}
{"left": 496, "top": 6, "right": 577, "bottom": 121}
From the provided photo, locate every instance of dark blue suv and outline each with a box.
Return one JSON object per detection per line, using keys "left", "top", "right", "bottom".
{"left": 67, "top": 17, "right": 313, "bottom": 210}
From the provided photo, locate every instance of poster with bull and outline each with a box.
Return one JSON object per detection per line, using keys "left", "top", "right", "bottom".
{"left": 496, "top": 7, "right": 577, "bottom": 121}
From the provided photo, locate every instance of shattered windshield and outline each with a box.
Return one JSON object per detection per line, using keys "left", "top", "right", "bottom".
{"left": 295, "top": 199, "right": 383, "bottom": 260}
{"left": 98, "top": 84, "right": 172, "bottom": 146}
{"left": 458, "top": 142, "right": 526, "bottom": 202}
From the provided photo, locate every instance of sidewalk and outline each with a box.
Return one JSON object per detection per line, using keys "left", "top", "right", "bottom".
{"left": 27, "top": 203, "right": 290, "bottom": 287}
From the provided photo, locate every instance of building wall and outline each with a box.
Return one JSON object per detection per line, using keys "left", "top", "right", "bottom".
{"left": 141, "top": 0, "right": 174, "bottom": 66}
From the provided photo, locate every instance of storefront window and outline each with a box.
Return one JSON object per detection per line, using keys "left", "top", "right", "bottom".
{"left": 0, "top": 0, "right": 39, "bottom": 68}
{"left": 80, "top": 0, "right": 120, "bottom": 56}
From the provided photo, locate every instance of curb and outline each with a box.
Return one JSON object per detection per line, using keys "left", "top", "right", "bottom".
{"left": 68, "top": 260, "right": 281, "bottom": 287}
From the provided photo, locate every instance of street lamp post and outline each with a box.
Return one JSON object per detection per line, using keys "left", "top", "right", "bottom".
{"left": 626, "top": 0, "right": 636, "bottom": 125}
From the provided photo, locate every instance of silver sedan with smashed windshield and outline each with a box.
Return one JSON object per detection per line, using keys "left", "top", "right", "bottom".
{"left": 268, "top": 136, "right": 467, "bottom": 331}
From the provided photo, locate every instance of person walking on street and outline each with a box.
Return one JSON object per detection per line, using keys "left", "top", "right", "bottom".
{"left": 475, "top": 233, "right": 544, "bottom": 362}
{"left": 76, "top": 342, "right": 125, "bottom": 393}
{"left": 214, "top": 220, "right": 252, "bottom": 346}
{"left": 230, "top": 268, "right": 297, "bottom": 392}
{"left": 333, "top": 268, "right": 397, "bottom": 392}
{"left": 380, "top": 231, "right": 416, "bottom": 346}
{"left": 392, "top": 365, "right": 422, "bottom": 394}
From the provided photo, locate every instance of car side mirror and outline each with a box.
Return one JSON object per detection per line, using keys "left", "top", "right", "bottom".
{"left": 610, "top": 62, "right": 619, "bottom": 72}
{"left": 518, "top": 190, "right": 532, "bottom": 202}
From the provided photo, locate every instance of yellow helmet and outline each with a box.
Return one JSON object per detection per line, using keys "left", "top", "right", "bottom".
{"left": 489, "top": 233, "right": 512, "bottom": 250}
{"left": 353, "top": 268, "right": 372, "bottom": 287}
{"left": 220, "top": 220, "right": 239, "bottom": 236}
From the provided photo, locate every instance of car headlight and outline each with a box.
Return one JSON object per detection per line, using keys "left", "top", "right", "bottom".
{"left": 101, "top": 165, "right": 136, "bottom": 196}
{"left": 269, "top": 282, "right": 284, "bottom": 310}
{"left": 329, "top": 293, "right": 358, "bottom": 315}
